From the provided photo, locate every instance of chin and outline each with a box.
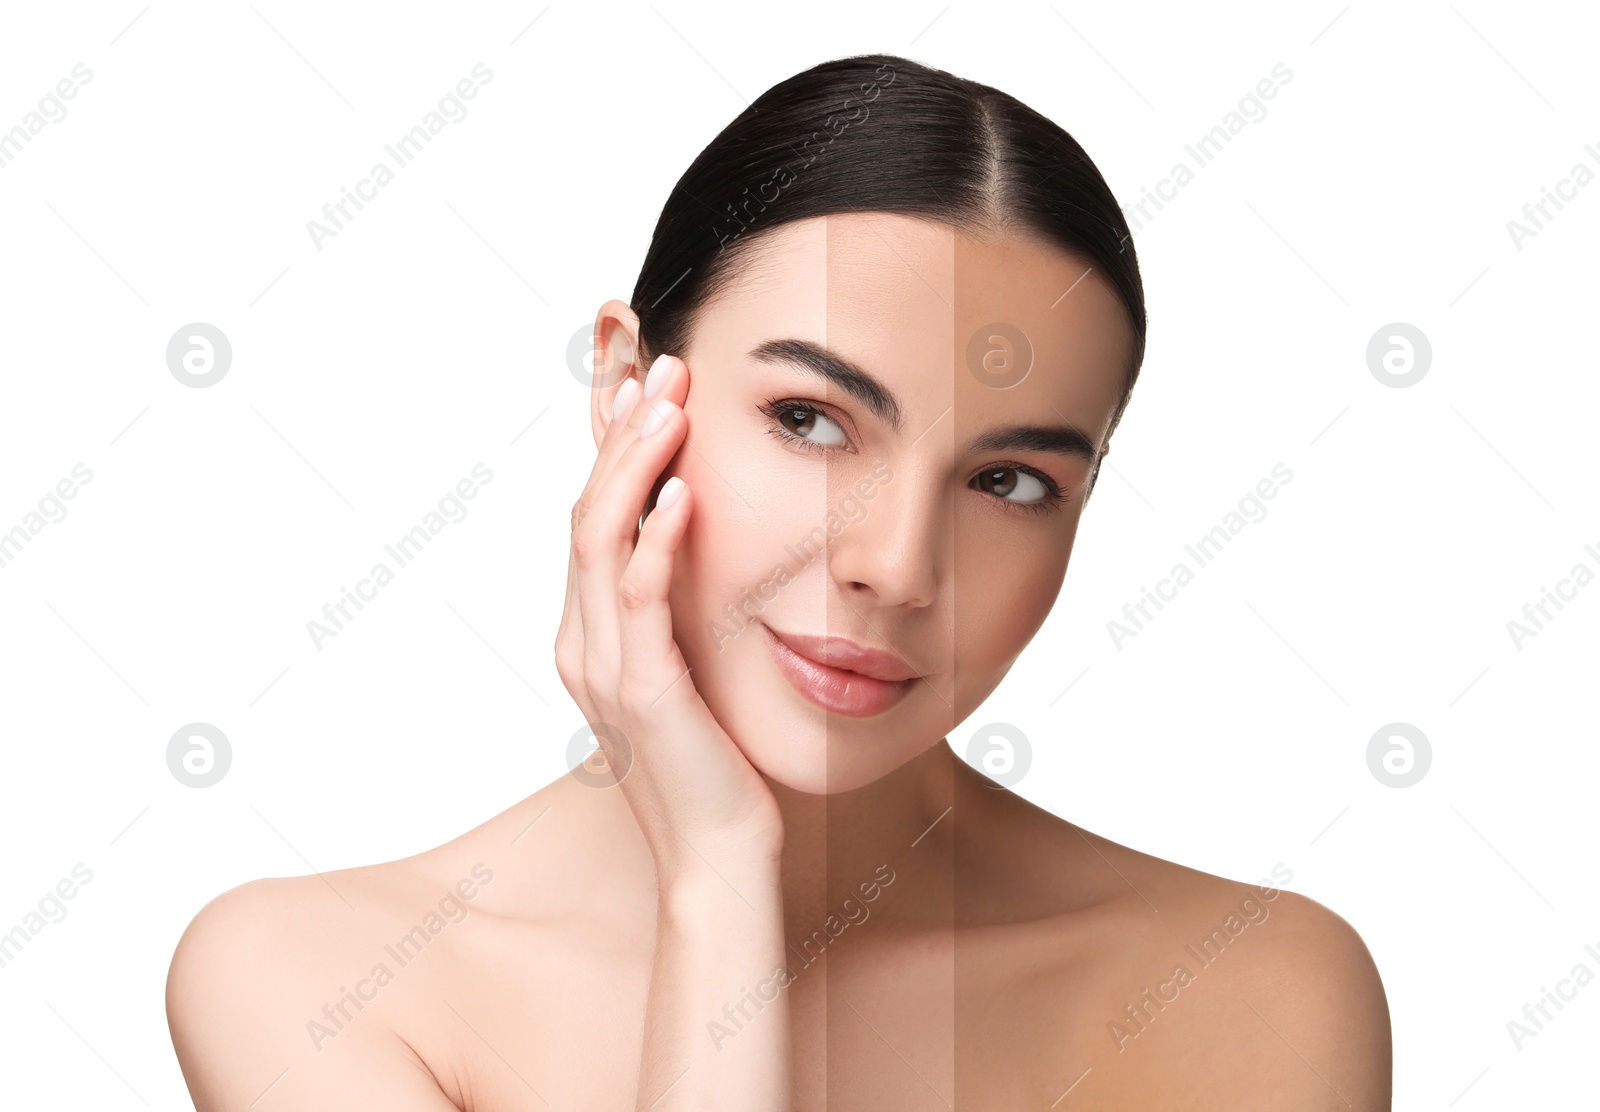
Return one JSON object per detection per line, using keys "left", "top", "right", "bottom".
{"left": 725, "top": 718, "right": 931, "bottom": 796}
{"left": 689, "top": 646, "right": 943, "bottom": 796}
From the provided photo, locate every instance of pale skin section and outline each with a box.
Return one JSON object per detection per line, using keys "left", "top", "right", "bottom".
{"left": 165, "top": 213, "right": 1392, "bottom": 1111}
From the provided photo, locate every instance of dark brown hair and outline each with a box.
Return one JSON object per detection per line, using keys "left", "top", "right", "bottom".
{"left": 631, "top": 51, "right": 1147, "bottom": 449}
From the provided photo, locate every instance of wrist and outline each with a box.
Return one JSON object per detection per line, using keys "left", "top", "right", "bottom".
{"left": 656, "top": 858, "right": 782, "bottom": 923}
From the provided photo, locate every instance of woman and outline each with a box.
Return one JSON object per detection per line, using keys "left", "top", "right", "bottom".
{"left": 167, "top": 53, "right": 1391, "bottom": 1110}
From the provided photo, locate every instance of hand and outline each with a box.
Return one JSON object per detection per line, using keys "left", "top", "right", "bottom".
{"left": 555, "top": 353, "right": 784, "bottom": 885}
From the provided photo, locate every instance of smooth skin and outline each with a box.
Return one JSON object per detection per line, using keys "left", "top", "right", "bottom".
{"left": 166, "top": 214, "right": 1392, "bottom": 1110}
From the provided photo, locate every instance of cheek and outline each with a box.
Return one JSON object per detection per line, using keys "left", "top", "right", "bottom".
{"left": 962, "top": 564, "right": 1059, "bottom": 656}
{"left": 666, "top": 419, "right": 837, "bottom": 623}
{"left": 951, "top": 519, "right": 1073, "bottom": 692}
{"left": 665, "top": 447, "right": 798, "bottom": 657}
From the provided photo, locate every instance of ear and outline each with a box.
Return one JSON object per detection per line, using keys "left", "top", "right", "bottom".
{"left": 589, "top": 299, "right": 647, "bottom": 449}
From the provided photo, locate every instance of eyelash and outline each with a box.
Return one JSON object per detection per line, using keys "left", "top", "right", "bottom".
{"left": 756, "top": 396, "right": 1069, "bottom": 515}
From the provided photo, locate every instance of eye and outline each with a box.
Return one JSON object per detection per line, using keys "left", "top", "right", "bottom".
{"left": 759, "top": 398, "right": 848, "bottom": 450}
{"left": 758, "top": 397, "right": 1067, "bottom": 515}
{"left": 972, "top": 465, "right": 1066, "bottom": 513}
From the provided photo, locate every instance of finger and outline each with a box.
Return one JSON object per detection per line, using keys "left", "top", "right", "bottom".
{"left": 562, "top": 373, "right": 640, "bottom": 653}
{"left": 577, "top": 354, "right": 683, "bottom": 530}
{"left": 614, "top": 475, "right": 737, "bottom": 807}
{"left": 615, "top": 476, "right": 766, "bottom": 835}
{"left": 616, "top": 475, "right": 694, "bottom": 701}
{"left": 565, "top": 354, "right": 682, "bottom": 698}
{"left": 574, "top": 395, "right": 689, "bottom": 704}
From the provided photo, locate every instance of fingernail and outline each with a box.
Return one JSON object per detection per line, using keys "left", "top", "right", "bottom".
{"left": 640, "top": 399, "right": 672, "bottom": 437}
{"left": 612, "top": 377, "right": 640, "bottom": 423}
{"left": 643, "top": 354, "right": 673, "bottom": 399}
{"left": 655, "top": 475, "right": 685, "bottom": 510}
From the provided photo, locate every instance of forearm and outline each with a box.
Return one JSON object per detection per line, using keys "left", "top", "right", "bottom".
{"left": 636, "top": 866, "right": 791, "bottom": 1110}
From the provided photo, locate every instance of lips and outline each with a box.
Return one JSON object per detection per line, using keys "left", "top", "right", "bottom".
{"left": 766, "top": 628, "right": 920, "bottom": 681}
{"left": 760, "top": 623, "right": 920, "bottom": 718}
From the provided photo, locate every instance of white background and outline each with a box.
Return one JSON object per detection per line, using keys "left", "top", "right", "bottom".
{"left": 1, "top": 1, "right": 1595, "bottom": 1106}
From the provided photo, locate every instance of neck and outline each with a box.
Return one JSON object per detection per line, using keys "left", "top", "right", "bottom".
{"left": 550, "top": 736, "right": 971, "bottom": 940}
{"left": 764, "top": 737, "right": 962, "bottom": 938}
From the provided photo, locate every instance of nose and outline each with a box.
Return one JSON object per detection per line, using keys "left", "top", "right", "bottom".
{"left": 826, "top": 463, "right": 943, "bottom": 609}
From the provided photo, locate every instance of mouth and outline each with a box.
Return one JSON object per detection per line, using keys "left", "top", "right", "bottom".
{"left": 760, "top": 623, "right": 919, "bottom": 718}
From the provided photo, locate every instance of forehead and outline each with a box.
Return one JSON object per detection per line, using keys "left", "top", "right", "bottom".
{"left": 698, "top": 213, "right": 1131, "bottom": 443}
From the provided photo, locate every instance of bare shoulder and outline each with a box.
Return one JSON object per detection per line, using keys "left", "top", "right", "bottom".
{"left": 163, "top": 777, "right": 615, "bottom": 1110}
{"left": 1055, "top": 824, "right": 1392, "bottom": 1109}
{"left": 165, "top": 866, "right": 466, "bottom": 1110}
{"left": 978, "top": 790, "right": 1391, "bottom": 1108}
{"left": 1196, "top": 883, "right": 1393, "bottom": 1108}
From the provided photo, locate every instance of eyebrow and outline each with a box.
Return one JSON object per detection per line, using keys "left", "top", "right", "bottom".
{"left": 746, "top": 337, "right": 1099, "bottom": 462}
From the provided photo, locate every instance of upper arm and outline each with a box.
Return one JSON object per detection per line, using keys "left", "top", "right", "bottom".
{"left": 165, "top": 879, "right": 461, "bottom": 1112}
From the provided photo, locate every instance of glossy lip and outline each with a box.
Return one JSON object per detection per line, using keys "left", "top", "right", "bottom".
{"left": 760, "top": 623, "right": 919, "bottom": 718}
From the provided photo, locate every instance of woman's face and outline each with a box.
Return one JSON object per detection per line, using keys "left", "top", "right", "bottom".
{"left": 608, "top": 213, "right": 1132, "bottom": 794}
